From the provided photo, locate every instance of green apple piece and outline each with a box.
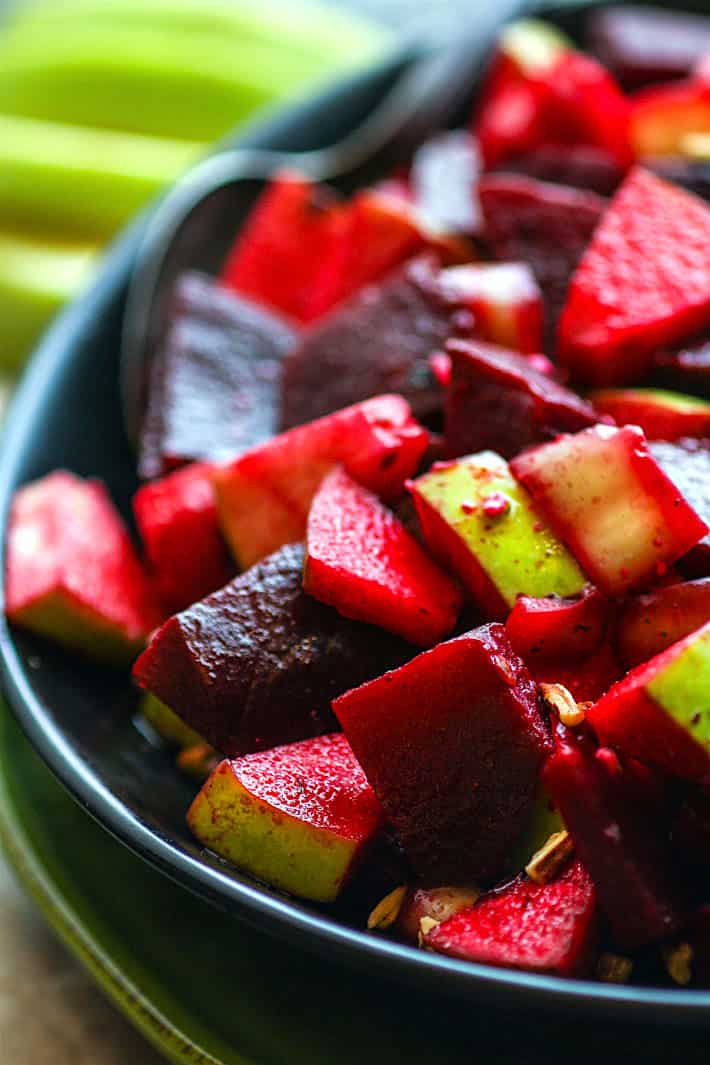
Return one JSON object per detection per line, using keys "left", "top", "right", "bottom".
{"left": 0, "top": 113, "right": 204, "bottom": 239}
{"left": 412, "top": 451, "right": 586, "bottom": 616}
{"left": 140, "top": 692, "right": 202, "bottom": 750}
{"left": 500, "top": 18, "right": 571, "bottom": 73}
{"left": 507, "top": 785, "right": 565, "bottom": 874}
{"left": 0, "top": 230, "right": 97, "bottom": 369}
{"left": 0, "top": 18, "right": 384, "bottom": 142}
{"left": 646, "top": 621, "right": 710, "bottom": 742}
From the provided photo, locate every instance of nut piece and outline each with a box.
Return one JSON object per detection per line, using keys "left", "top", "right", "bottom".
{"left": 176, "top": 742, "right": 219, "bottom": 780}
{"left": 525, "top": 829, "right": 574, "bottom": 884}
{"left": 597, "top": 953, "right": 633, "bottom": 984}
{"left": 541, "top": 682, "right": 586, "bottom": 727}
{"left": 418, "top": 915, "right": 440, "bottom": 947}
{"left": 662, "top": 941, "right": 694, "bottom": 986}
{"left": 367, "top": 885, "right": 408, "bottom": 931}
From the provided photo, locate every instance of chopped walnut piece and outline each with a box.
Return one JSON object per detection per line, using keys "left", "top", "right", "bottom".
{"left": 177, "top": 742, "right": 219, "bottom": 780}
{"left": 541, "top": 682, "right": 586, "bottom": 727}
{"left": 418, "top": 915, "right": 440, "bottom": 947}
{"left": 662, "top": 941, "right": 694, "bottom": 986}
{"left": 597, "top": 953, "right": 633, "bottom": 984}
{"left": 525, "top": 829, "right": 574, "bottom": 884}
{"left": 367, "top": 885, "right": 408, "bottom": 931}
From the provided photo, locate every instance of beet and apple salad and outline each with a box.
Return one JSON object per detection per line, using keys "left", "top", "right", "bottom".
{"left": 9, "top": 7, "right": 710, "bottom": 989}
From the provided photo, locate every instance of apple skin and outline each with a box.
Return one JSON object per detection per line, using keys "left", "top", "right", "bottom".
{"left": 133, "top": 461, "right": 234, "bottom": 613}
{"left": 440, "top": 264, "right": 543, "bottom": 354}
{"left": 213, "top": 395, "right": 428, "bottom": 571}
{"left": 505, "top": 585, "right": 608, "bottom": 664}
{"left": 589, "top": 620, "right": 710, "bottom": 780}
{"left": 187, "top": 733, "right": 383, "bottom": 902}
{"left": 409, "top": 450, "right": 586, "bottom": 618}
{"left": 304, "top": 466, "right": 462, "bottom": 647}
{"left": 5, "top": 470, "right": 163, "bottom": 664}
{"left": 333, "top": 624, "right": 551, "bottom": 883}
{"left": 425, "top": 860, "right": 598, "bottom": 976}
{"left": 590, "top": 386, "right": 710, "bottom": 441}
{"left": 511, "top": 424, "right": 709, "bottom": 596}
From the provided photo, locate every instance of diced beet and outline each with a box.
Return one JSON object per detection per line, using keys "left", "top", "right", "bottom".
{"left": 133, "top": 543, "right": 411, "bottom": 757}
{"left": 5, "top": 472, "right": 163, "bottom": 664}
{"left": 505, "top": 586, "right": 608, "bottom": 664}
{"left": 213, "top": 395, "right": 429, "bottom": 570}
{"left": 333, "top": 624, "right": 551, "bottom": 883}
{"left": 559, "top": 168, "right": 710, "bottom": 387}
{"left": 479, "top": 174, "right": 606, "bottom": 350}
{"left": 187, "top": 733, "right": 383, "bottom": 902}
{"left": 588, "top": 621, "right": 710, "bottom": 781}
{"left": 133, "top": 462, "right": 234, "bottom": 613}
{"left": 618, "top": 578, "right": 710, "bottom": 669}
{"left": 279, "top": 257, "right": 476, "bottom": 431}
{"left": 138, "top": 273, "right": 296, "bottom": 480}
{"left": 306, "top": 189, "right": 469, "bottom": 321}
{"left": 587, "top": 5, "right": 710, "bottom": 89}
{"left": 304, "top": 467, "right": 462, "bottom": 647}
{"left": 425, "top": 860, "right": 597, "bottom": 976}
{"left": 650, "top": 439, "right": 710, "bottom": 576}
{"left": 440, "top": 264, "right": 544, "bottom": 354}
{"left": 652, "top": 334, "right": 710, "bottom": 399}
{"left": 529, "top": 640, "right": 623, "bottom": 705}
{"left": 543, "top": 728, "right": 686, "bottom": 950}
{"left": 590, "top": 387, "right": 710, "bottom": 442}
{"left": 220, "top": 170, "right": 344, "bottom": 324}
{"left": 410, "top": 129, "right": 482, "bottom": 236}
{"left": 443, "top": 338, "right": 597, "bottom": 460}
{"left": 494, "top": 144, "right": 623, "bottom": 196}
{"left": 670, "top": 779, "right": 710, "bottom": 883}
{"left": 645, "top": 159, "right": 710, "bottom": 208}
{"left": 511, "top": 425, "right": 710, "bottom": 596}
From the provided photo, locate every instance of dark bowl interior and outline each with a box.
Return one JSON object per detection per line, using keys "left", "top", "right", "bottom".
{"left": 2, "top": 0, "right": 710, "bottom": 1025}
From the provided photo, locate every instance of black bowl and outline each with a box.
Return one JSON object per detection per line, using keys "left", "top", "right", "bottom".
{"left": 2, "top": 0, "right": 710, "bottom": 1026}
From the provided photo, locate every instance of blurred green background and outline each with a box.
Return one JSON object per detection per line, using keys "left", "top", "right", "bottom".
{"left": 0, "top": 0, "right": 400, "bottom": 373}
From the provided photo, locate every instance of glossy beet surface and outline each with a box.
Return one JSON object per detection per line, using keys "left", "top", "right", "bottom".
{"left": 133, "top": 542, "right": 411, "bottom": 756}
{"left": 5, "top": 6, "right": 710, "bottom": 1020}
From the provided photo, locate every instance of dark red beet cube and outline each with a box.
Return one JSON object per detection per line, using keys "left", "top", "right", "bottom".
{"left": 505, "top": 585, "right": 608, "bottom": 664}
{"left": 333, "top": 624, "right": 551, "bottom": 883}
{"left": 138, "top": 272, "right": 296, "bottom": 479}
{"left": 279, "top": 256, "right": 476, "bottom": 431}
{"left": 444, "top": 338, "right": 597, "bottom": 460}
{"left": 494, "top": 144, "right": 623, "bottom": 197}
{"left": 304, "top": 466, "right": 462, "bottom": 646}
{"left": 220, "top": 170, "right": 344, "bottom": 323}
{"left": 133, "top": 543, "right": 411, "bottom": 756}
{"left": 618, "top": 578, "right": 710, "bottom": 669}
{"left": 588, "top": 6, "right": 710, "bottom": 90}
{"left": 479, "top": 174, "right": 606, "bottom": 351}
{"left": 425, "top": 860, "right": 597, "bottom": 976}
{"left": 133, "top": 462, "right": 234, "bottom": 613}
{"left": 543, "top": 729, "right": 686, "bottom": 949}
{"left": 650, "top": 440, "right": 710, "bottom": 576}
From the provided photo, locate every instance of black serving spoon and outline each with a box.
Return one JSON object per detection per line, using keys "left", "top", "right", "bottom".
{"left": 120, "top": 0, "right": 530, "bottom": 447}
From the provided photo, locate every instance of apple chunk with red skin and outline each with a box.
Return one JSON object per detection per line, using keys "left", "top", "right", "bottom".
{"left": 187, "top": 733, "right": 382, "bottom": 902}
{"left": 304, "top": 466, "right": 462, "bottom": 647}
{"left": 424, "top": 860, "right": 597, "bottom": 976}
{"left": 505, "top": 585, "right": 608, "bottom": 664}
{"left": 409, "top": 451, "right": 586, "bottom": 619}
{"left": 213, "top": 395, "right": 428, "bottom": 570}
{"left": 440, "top": 263, "right": 543, "bottom": 354}
{"left": 511, "top": 424, "right": 709, "bottom": 596}
{"left": 589, "top": 387, "right": 710, "bottom": 442}
{"left": 5, "top": 471, "right": 163, "bottom": 664}
{"left": 333, "top": 624, "right": 551, "bottom": 883}
{"left": 133, "top": 462, "right": 234, "bottom": 613}
{"left": 589, "top": 620, "right": 710, "bottom": 780}
{"left": 617, "top": 578, "right": 710, "bottom": 669}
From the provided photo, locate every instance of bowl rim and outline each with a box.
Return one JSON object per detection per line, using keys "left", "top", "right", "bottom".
{"left": 1, "top": 12, "right": 710, "bottom": 1023}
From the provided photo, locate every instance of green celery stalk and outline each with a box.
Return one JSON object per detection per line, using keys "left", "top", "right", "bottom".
{"left": 0, "top": 113, "right": 204, "bottom": 239}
